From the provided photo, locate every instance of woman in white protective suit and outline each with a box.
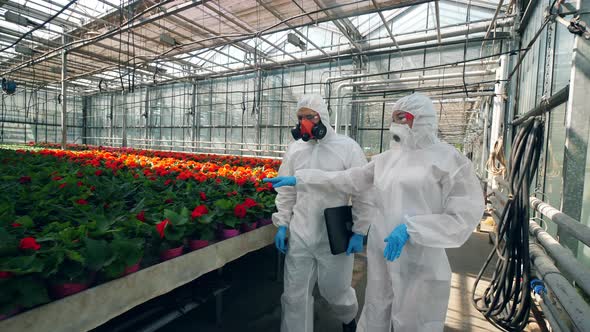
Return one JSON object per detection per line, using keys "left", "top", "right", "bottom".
{"left": 270, "top": 94, "right": 375, "bottom": 332}
{"left": 265, "top": 93, "right": 485, "bottom": 331}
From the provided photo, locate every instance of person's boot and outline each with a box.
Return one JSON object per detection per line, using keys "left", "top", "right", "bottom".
{"left": 342, "top": 319, "right": 357, "bottom": 332}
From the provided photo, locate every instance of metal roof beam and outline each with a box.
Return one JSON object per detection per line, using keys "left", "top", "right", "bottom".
{"left": 256, "top": 0, "right": 329, "bottom": 56}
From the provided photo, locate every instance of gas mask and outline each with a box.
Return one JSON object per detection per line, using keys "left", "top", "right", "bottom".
{"left": 389, "top": 123, "right": 413, "bottom": 148}
{"left": 291, "top": 119, "right": 327, "bottom": 142}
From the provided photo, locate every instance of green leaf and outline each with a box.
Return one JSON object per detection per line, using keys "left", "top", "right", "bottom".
{"left": 65, "top": 249, "right": 85, "bottom": 263}
{"left": 18, "top": 277, "right": 50, "bottom": 308}
{"left": 84, "top": 238, "right": 115, "bottom": 271}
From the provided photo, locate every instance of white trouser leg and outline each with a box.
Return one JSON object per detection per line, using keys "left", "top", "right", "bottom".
{"left": 281, "top": 235, "right": 318, "bottom": 332}
{"left": 316, "top": 242, "right": 358, "bottom": 324}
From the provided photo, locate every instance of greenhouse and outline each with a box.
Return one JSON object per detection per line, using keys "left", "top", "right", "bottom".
{"left": 1, "top": 0, "right": 589, "bottom": 331}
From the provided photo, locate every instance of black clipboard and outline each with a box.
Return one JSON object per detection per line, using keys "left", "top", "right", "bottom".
{"left": 324, "top": 206, "right": 353, "bottom": 255}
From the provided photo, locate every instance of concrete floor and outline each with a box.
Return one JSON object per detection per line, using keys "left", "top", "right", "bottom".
{"left": 156, "top": 231, "right": 507, "bottom": 332}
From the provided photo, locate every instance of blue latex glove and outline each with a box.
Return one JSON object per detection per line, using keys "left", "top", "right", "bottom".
{"left": 384, "top": 224, "right": 409, "bottom": 261}
{"left": 346, "top": 233, "right": 365, "bottom": 256}
{"left": 275, "top": 226, "right": 288, "bottom": 254}
{"left": 263, "top": 176, "right": 297, "bottom": 188}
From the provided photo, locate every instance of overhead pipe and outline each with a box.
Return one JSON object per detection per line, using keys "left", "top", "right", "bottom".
{"left": 335, "top": 70, "right": 496, "bottom": 135}
{"left": 324, "top": 59, "right": 500, "bottom": 97}
{"left": 349, "top": 97, "right": 483, "bottom": 104}
{"left": 511, "top": 85, "right": 570, "bottom": 126}
{"left": 530, "top": 197, "right": 590, "bottom": 247}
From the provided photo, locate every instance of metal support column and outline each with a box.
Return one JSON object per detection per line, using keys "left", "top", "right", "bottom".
{"left": 488, "top": 55, "right": 508, "bottom": 188}
{"left": 191, "top": 83, "right": 197, "bottom": 152}
{"left": 144, "top": 87, "right": 150, "bottom": 148}
{"left": 561, "top": 0, "right": 590, "bottom": 253}
{"left": 60, "top": 36, "right": 68, "bottom": 149}
{"left": 122, "top": 91, "right": 127, "bottom": 148}
{"left": 82, "top": 96, "right": 88, "bottom": 145}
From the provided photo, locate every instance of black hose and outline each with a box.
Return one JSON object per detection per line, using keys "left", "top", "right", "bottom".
{"left": 472, "top": 118, "right": 544, "bottom": 331}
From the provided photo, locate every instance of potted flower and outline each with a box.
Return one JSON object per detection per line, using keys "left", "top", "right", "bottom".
{"left": 255, "top": 185, "right": 277, "bottom": 226}
{"left": 186, "top": 204, "right": 215, "bottom": 251}
{"left": 241, "top": 198, "right": 260, "bottom": 232}
{"left": 0, "top": 224, "right": 49, "bottom": 318}
{"left": 211, "top": 198, "right": 242, "bottom": 239}
{"left": 153, "top": 208, "right": 189, "bottom": 261}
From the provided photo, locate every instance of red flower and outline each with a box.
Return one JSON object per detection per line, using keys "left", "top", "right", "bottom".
{"left": 199, "top": 192, "right": 207, "bottom": 201}
{"left": 19, "top": 176, "right": 31, "bottom": 184}
{"left": 136, "top": 211, "right": 146, "bottom": 222}
{"left": 191, "top": 205, "right": 209, "bottom": 219}
{"left": 19, "top": 237, "right": 41, "bottom": 251}
{"left": 0, "top": 271, "right": 13, "bottom": 279}
{"left": 59, "top": 183, "right": 67, "bottom": 189}
{"left": 76, "top": 172, "right": 84, "bottom": 178}
{"left": 11, "top": 223, "right": 22, "bottom": 228}
{"left": 95, "top": 170, "right": 103, "bottom": 176}
{"left": 236, "top": 177, "right": 247, "bottom": 187}
{"left": 52, "top": 176, "right": 63, "bottom": 181}
{"left": 244, "top": 198, "right": 258, "bottom": 208}
{"left": 165, "top": 198, "right": 173, "bottom": 204}
{"left": 156, "top": 219, "right": 169, "bottom": 238}
{"left": 90, "top": 186, "right": 96, "bottom": 192}
{"left": 76, "top": 199, "right": 88, "bottom": 205}
{"left": 234, "top": 204, "right": 247, "bottom": 219}
{"left": 164, "top": 179, "right": 173, "bottom": 186}
{"left": 77, "top": 181, "right": 84, "bottom": 187}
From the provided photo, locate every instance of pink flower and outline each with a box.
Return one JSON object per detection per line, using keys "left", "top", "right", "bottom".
{"left": 191, "top": 205, "right": 209, "bottom": 219}
{"left": 19, "top": 237, "right": 41, "bottom": 251}
{"left": 234, "top": 204, "right": 247, "bottom": 219}
{"left": 244, "top": 198, "right": 258, "bottom": 208}
{"left": 136, "top": 211, "right": 146, "bottom": 222}
{"left": 156, "top": 219, "right": 169, "bottom": 238}
{"left": 19, "top": 176, "right": 32, "bottom": 184}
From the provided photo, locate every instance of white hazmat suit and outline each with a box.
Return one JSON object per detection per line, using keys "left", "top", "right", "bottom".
{"left": 295, "top": 93, "right": 485, "bottom": 331}
{"left": 272, "top": 94, "right": 374, "bottom": 332}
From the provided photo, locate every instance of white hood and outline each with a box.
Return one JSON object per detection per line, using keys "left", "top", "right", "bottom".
{"left": 296, "top": 94, "right": 336, "bottom": 140}
{"left": 390, "top": 93, "right": 439, "bottom": 150}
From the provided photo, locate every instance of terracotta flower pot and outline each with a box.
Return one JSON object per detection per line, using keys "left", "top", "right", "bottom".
{"left": 218, "top": 228, "right": 241, "bottom": 240}
{"left": 258, "top": 218, "right": 273, "bottom": 226}
{"left": 188, "top": 239, "right": 210, "bottom": 251}
{"left": 241, "top": 221, "right": 258, "bottom": 232}
{"left": 0, "top": 307, "right": 20, "bottom": 321}
{"left": 122, "top": 260, "right": 142, "bottom": 276}
{"left": 50, "top": 282, "right": 90, "bottom": 299}
{"left": 159, "top": 245, "right": 184, "bottom": 261}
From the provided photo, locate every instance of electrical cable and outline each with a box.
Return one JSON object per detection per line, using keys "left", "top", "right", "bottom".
{"left": 0, "top": 0, "right": 78, "bottom": 53}
{"left": 472, "top": 117, "right": 545, "bottom": 331}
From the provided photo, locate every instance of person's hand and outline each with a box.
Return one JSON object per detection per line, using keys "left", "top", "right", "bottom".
{"left": 346, "top": 233, "right": 365, "bottom": 256}
{"left": 263, "top": 176, "right": 297, "bottom": 188}
{"left": 384, "top": 224, "right": 409, "bottom": 261}
{"left": 275, "top": 226, "right": 288, "bottom": 254}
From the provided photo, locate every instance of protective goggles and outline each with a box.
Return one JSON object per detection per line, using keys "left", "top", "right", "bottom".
{"left": 297, "top": 114, "right": 320, "bottom": 121}
{"left": 391, "top": 111, "right": 415, "bottom": 124}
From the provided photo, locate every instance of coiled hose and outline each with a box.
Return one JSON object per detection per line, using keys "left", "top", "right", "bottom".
{"left": 472, "top": 118, "right": 545, "bottom": 331}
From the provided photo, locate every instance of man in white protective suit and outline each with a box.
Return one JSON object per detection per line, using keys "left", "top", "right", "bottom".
{"left": 265, "top": 93, "right": 485, "bottom": 331}
{"left": 269, "top": 94, "right": 375, "bottom": 332}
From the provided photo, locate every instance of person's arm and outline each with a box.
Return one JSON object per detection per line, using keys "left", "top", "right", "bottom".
{"left": 405, "top": 160, "right": 485, "bottom": 248}
{"left": 271, "top": 151, "right": 297, "bottom": 228}
{"left": 347, "top": 146, "right": 378, "bottom": 236}
{"left": 295, "top": 161, "right": 375, "bottom": 195}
